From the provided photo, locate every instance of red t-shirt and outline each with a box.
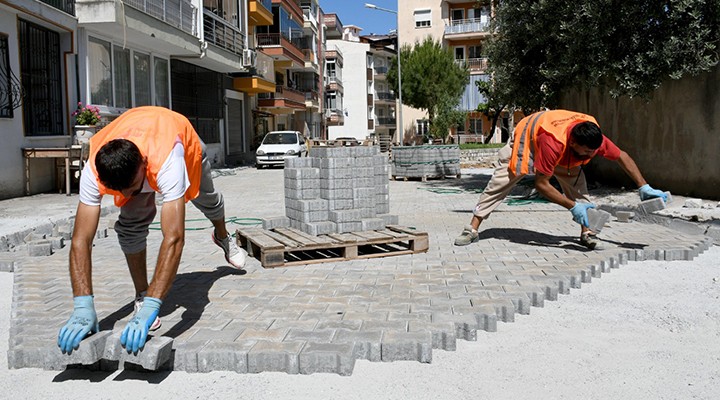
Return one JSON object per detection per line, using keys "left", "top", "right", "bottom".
{"left": 534, "top": 131, "right": 621, "bottom": 176}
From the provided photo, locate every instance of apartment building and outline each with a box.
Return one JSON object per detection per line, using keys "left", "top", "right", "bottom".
{"left": 361, "top": 33, "right": 398, "bottom": 150}
{"left": 323, "top": 13, "right": 344, "bottom": 137}
{"left": 398, "top": 0, "right": 514, "bottom": 143}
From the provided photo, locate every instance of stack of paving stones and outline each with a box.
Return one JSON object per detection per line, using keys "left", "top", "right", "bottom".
{"left": 282, "top": 146, "right": 398, "bottom": 235}
{"left": 392, "top": 145, "right": 461, "bottom": 179}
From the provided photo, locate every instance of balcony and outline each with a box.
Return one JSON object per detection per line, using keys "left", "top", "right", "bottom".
{"left": 305, "top": 90, "right": 320, "bottom": 109}
{"left": 302, "top": 7, "right": 317, "bottom": 30}
{"left": 273, "top": 0, "right": 303, "bottom": 22}
{"left": 325, "top": 48, "right": 344, "bottom": 65}
{"left": 455, "top": 57, "right": 489, "bottom": 73}
{"left": 249, "top": 0, "right": 273, "bottom": 26}
{"left": 444, "top": 18, "right": 491, "bottom": 38}
{"left": 375, "top": 91, "right": 394, "bottom": 103}
{"left": 258, "top": 85, "right": 306, "bottom": 112}
{"left": 374, "top": 66, "right": 388, "bottom": 75}
{"left": 326, "top": 109, "right": 344, "bottom": 126}
{"left": 377, "top": 117, "right": 396, "bottom": 126}
{"left": 203, "top": 10, "right": 245, "bottom": 56}
{"left": 257, "top": 33, "right": 305, "bottom": 67}
{"left": 234, "top": 50, "right": 275, "bottom": 94}
{"left": 323, "top": 13, "right": 343, "bottom": 39}
{"left": 326, "top": 75, "right": 343, "bottom": 92}
{"left": 41, "top": 0, "right": 74, "bottom": 15}
{"left": 303, "top": 49, "right": 319, "bottom": 70}
{"left": 124, "top": 0, "right": 197, "bottom": 35}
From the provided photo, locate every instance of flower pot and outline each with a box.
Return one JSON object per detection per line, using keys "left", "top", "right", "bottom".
{"left": 74, "top": 125, "right": 97, "bottom": 144}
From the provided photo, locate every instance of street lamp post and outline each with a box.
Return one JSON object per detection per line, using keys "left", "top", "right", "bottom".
{"left": 365, "top": 3, "right": 403, "bottom": 146}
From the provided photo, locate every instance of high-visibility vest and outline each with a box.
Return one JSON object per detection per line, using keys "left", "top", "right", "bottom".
{"left": 509, "top": 109, "right": 598, "bottom": 176}
{"left": 88, "top": 106, "right": 203, "bottom": 207}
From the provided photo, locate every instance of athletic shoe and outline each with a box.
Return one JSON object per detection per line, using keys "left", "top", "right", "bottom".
{"left": 580, "top": 232, "right": 597, "bottom": 250}
{"left": 454, "top": 225, "right": 479, "bottom": 246}
{"left": 212, "top": 233, "right": 248, "bottom": 269}
{"left": 134, "top": 293, "right": 162, "bottom": 331}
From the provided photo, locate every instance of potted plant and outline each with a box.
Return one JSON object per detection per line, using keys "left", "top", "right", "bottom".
{"left": 72, "top": 102, "right": 101, "bottom": 144}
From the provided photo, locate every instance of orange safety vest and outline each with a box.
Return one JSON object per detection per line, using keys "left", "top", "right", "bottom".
{"left": 88, "top": 106, "right": 203, "bottom": 207}
{"left": 509, "top": 110, "right": 598, "bottom": 176}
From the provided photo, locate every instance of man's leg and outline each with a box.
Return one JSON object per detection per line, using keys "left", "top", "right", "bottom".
{"left": 115, "top": 192, "right": 157, "bottom": 294}
{"left": 190, "top": 143, "right": 247, "bottom": 268}
{"left": 455, "top": 143, "right": 524, "bottom": 245}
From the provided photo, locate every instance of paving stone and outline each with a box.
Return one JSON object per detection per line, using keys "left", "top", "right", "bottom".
{"left": 380, "top": 331, "right": 432, "bottom": 363}
{"left": 298, "top": 342, "right": 355, "bottom": 376}
{"left": 587, "top": 209, "right": 611, "bottom": 233}
{"left": 247, "top": 340, "right": 305, "bottom": 374}
{"left": 103, "top": 331, "right": 174, "bottom": 370}
{"left": 197, "top": 341, "right": 256, "bottom": 373}
{"left": 54, "top": 330, "right": 112, "bottom": 369}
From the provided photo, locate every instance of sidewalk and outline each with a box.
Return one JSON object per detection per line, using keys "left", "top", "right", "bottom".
{"left": 1, "top": 166, "right": 717, "bottom": 376}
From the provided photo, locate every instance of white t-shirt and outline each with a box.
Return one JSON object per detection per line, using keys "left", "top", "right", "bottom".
{"left": 79, "top": 142, "right": 190, "bottom": 206}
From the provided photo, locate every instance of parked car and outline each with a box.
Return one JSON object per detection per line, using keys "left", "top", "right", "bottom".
{"left": 332, "top": 137, "right": 362, "bottom": 146}
{"left": 255, "top": 131, "right": 307, "bottom": 168}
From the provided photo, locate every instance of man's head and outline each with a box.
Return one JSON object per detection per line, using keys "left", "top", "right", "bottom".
{"left": 568, "top": 121, "right": 603, "bottom": 160}
{"left": 95, "top": 139, "right": 146, "bottom": 197}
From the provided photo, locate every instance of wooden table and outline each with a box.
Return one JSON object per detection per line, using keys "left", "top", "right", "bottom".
{"left": 22, "top": 147, "right": 83, "bottom": 196}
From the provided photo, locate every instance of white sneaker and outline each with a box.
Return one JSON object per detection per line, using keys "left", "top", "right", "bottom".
{"left": 212, "top": 233, "right": 247, "bottom": 269}
{"left": 134, "top": 292, "right": 162, "bottom": 331}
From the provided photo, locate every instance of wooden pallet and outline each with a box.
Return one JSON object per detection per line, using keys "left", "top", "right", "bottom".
{"left": 391, "top": 173, "right": 461, "bottom": 182}
{"left": 235, "top": 225, "right": 429, "bottom": 268}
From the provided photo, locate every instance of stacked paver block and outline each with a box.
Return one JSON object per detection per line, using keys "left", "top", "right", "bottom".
{"left": 587, "top": 209, "right": 611, "bottom": 233}
{"left": 391, "top": 145, "right": 461, "bottom": 178}
{"left": 283, "top": 147, "right": 398, "bottom": 235}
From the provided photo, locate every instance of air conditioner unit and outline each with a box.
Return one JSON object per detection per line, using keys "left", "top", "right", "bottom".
{"left": 242, "top": 49, "right": 257, "bottom": 68}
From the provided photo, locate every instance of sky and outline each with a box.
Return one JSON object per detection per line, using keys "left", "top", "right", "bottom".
{"left": 320, "top": 0, "right": 398, "bottom": 36}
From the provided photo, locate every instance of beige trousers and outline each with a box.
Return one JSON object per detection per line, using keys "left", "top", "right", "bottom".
{"left": 473, "top": 142, "right": 590, "bottom": 219}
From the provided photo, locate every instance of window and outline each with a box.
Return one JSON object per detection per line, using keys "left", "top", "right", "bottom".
{"left": 0, "top": 34, "right": 12, "bottom": 118}
{"left": 454, "top": 47, "right": 465, "bottom": 61}
{"left": 416, "top": 119, "right": 429, "bottom": 136}
{"left": 468, "top": 45, "right": 483, "bottom": 60}
{"left": 451, "top": 9, "right": 464, "bottom": 23}
{"left": 134, "top": 52, "right": 151, "bottom": 106}
{"left": 414, "top": 9, "right": 431, "bottom": 28}
{"left": 89, "top": 36, "right": 169, "bottom": 108}
{"left": 19, "top": 20, "right": 63, "bottom": 136}
{"left": 470, "top": 118, "right": 482, "bottom": 134}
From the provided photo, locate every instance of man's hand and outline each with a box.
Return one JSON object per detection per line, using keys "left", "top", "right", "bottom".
{"left": 570, "top": 202, "right": 596, "bottom": 227}
{"left": 57, "top": 295, "right": 99, "bottom": 354}
{"left": 120, "top": 297, "right": 162, "bottom": 353}
{"left": 639, "top": 184, "right": 668, "bottom": 202}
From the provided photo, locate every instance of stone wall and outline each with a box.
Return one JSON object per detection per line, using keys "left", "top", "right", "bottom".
{"left": 559, "top": 65, "right": 720, "bottom": 200}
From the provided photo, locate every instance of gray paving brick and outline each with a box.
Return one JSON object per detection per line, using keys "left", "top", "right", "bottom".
{"left": 380, "top": 331, "right": 432, "bottom": 363}
{"left": 247, "top": 340, "right": 305, "bottom": 374}
{"left": 298, "top": 342, "right": 356, "bottom": 376}
{"left": 332, "top": 330, "right": 383, "bottom": 361}
{"left": 197, "top": 341, "right": 256, "bottom": 373}
{"left": 103, "top": 331, "right": 174, "bottom": 370}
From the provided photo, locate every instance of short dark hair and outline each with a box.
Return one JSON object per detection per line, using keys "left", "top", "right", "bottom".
{"left": 95, "top": 139, "right": 143, "bottom": 190}
{"left": 570, "top": 121, "right": 603, "bottom": 149}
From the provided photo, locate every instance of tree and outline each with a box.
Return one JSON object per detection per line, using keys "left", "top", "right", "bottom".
{"left": 475, "top": 79, "right": 509, "bottom": 144}
{"left": 387, "top": 37, "right": 469, "bottom": 141}
{"left": 485, "top": 0, "right": 720, "bottom": 110}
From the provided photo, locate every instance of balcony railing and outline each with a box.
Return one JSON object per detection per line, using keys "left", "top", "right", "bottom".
{"left": 377, "top": 117, "right": 396, "bottom": 126}
{"left": 259, "top": 85, "right": 306, "bottom": 104}
{"left": 302, "top": 7, "right": 317, "bottom": 28}
{"left": 303, "top": 49, "right": 317, "bottom": 64}
{"left": 41, "top": 0, "right": 74, "bottom": 15}
{"left": 374, "top": 66, "right": 388, "bottom": 75}
{"left": 445, "top": 18, "right": 490, "bottom": 35}
{"left": 455, "top": 57, "right": 489, "bottom": 72}
{"left": 203, "top": 10, "right": 245, "bottom": 55}
{"left": 257, "top": 33, "right": 281, "bottom": 46}
{"left": 124, "top": 0, "right": 197, "bottom": 36}
{"left": 376, "top": 91, "right": 394, "bottom": 101}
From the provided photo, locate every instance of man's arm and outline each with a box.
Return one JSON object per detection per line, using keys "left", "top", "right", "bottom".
{"left": 145, "top": 197, "right": 185, "bottom": 300}
{"left": 534, "top": 173, "right": 576, "bottom": 209}
{"left": 616, "top": 150, "right": 647, "bottom": 188}
{"left": 69, "top": 202, "right": 101, "bottom": 296}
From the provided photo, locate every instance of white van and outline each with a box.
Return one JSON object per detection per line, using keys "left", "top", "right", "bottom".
{"left": 255, "top": 131, "right": 307, "bottom": 168}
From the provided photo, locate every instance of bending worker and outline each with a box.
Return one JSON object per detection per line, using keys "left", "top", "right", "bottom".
{"left": 58, "top": 106, "right": 247, "bottom": 354}
{"left": 454, "top": 109, "right": 668, "bottom": 249}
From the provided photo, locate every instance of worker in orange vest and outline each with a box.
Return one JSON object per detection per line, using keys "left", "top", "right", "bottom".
{"left": 454, "top": 109, "right": 667, "bottom": 249}
{"left": 58, "top": 106, "right": 247, "bottom": 354}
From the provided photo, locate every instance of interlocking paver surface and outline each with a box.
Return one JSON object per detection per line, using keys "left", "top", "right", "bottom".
{"left": 6, "top": 167, "right": 713, "bottom": 374}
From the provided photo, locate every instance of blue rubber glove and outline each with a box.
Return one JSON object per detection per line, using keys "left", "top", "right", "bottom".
{"left": 120, "top": 296, "right": 162, "bottom": 353}
{"left": 639, "top": 184, "right": 668, "bottom": 202}
{"left": 570, "top": 202, "right": 596, "bottom": 227}
{"left": 57, "top": 295, "right": 99, "bottom": 354}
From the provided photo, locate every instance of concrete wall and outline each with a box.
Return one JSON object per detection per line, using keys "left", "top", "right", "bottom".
{"left": 559, "top": 65, "right": 720, "bottom": 200}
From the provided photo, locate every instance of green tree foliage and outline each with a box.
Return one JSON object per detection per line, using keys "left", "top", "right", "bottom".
{"left": 388, "top": 37, "right": 469, "bottom": 138}
{"left": 485, "top": 0, "right": 720, "bottom": 110}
